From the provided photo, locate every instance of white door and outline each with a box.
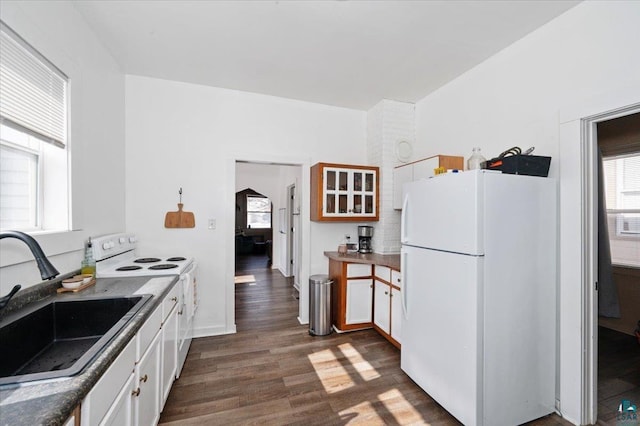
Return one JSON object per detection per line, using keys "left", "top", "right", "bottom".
{"left": 287, "top": 183, "right": 301, "bottom": 285}
{"left": 373, "top": 280, "right": 390, "bottom": 334}
{"left": 402, "top": 170, "right": 482, "bottom": 255}
{"left": 345, "top": 279, "right": 373, "bottom": 324}
{"left": 401, "top": 245, "right": 482, "bottom": 426}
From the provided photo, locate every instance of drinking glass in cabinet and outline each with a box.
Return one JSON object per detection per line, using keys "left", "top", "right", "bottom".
{"left": 354, "top": 194, "right": 362, "bottom": 213}
{"left": 365, "top": 173, "right": 374, "bottom": 192}
{"left": 365, "top": 195, "right": 373, "bottom": 213}
{"left": 354, "top": 173, "right": 362, "bottom": 191}
{"left": 326, "top": 194, "right": 336, "bottom": 213}
{"left": 339, "top": 194, "right": 348, "bottom": 213}
{"left": 339, "top": 172, "right": 348, "bottom": 191}
{"left": 327, "top": 171, "right": 336, "bottom": 191}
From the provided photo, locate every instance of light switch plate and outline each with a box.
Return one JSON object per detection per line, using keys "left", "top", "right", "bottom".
{"left": 208, "top": 219, "right": 216, "bottom": 229}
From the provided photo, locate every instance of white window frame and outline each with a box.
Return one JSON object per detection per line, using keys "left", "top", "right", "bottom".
{"left": 0, "top": 20, "right": 70, "bottom": 233}
{"left": 246, "top": 195, "right": 272, "bottom": 229}
{"left": 604, "top": 154, "right": 640, "bottom": 237}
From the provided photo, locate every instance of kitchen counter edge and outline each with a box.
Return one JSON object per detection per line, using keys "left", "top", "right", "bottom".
{"left": 0, "top": 275, "right": 179, "bottom": 426}
{"left": 324, "top": 251, "right": 400, "bottom": 271}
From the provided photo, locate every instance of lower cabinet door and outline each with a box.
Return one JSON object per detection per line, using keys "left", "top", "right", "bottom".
{"left": 391, "top": 287, "right": 402, "bottom": 344}
{"left": 135, "top": 331, "right": 161, "bottom": 426}
{"left": 373, "top": 280, "right": 390, "bottom": 334}
{"left": 100, "top": 372, "right": 135, "bottom": 426}
{"left": 161, "top": 305, "right": 178, "bottom": 407}
{"left": 345, "top": 279, "right": 373, "bottom": 324}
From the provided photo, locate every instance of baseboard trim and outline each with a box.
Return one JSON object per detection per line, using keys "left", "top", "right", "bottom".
{"left": 192, "top": 324, "right": 236, "bottom": 338}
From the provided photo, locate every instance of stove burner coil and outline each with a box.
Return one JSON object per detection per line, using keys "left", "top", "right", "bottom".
{"left": 148, "top": 264, "right": 179, "bottom": 270}
{"left": 166, "top": 257, "right": 186, "bottom": 262}
{"left": 134, "top": 257, "right": 161, "bottom": 263}
{"left": 116, "top": 265, "right": 143, "bottom": 271}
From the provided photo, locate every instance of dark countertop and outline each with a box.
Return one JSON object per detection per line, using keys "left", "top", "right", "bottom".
{"left": 324, "top": 251, "right": 401, "bottom": 271}
{"left": 0, "top": 275, "right": 178, "bottom": 426}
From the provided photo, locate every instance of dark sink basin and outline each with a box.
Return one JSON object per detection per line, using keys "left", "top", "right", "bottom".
{"left": 0, "top": 295, "right": 151, "bottom": 386}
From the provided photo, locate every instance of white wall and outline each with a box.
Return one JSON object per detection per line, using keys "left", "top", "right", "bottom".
{"left": 413, "top": 2, "right": 640, "bottom": 424}
{"left": 125, "top": 75, "right": 366, "bottom": 335}
{"left": 0, "top": 1, "right": 125, "bottom": 294}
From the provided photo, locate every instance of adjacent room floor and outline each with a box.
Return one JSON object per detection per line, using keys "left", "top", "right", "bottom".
{"left": 159, "top": 261, "right": 573, "bottom": 425}
{"left": 597, "top": 326, "right": 640, "bottom": 425}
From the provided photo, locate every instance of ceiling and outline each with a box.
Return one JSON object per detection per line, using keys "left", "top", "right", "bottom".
{"left": 72, "top": 0, "right": 580, "bottom": 111}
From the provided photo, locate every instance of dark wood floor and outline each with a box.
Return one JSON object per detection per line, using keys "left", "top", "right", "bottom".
{"left": 159, "top": 257, "right": 573, "bottom": 425}
{"left": 597, "top": 326, "right": 640, "bottom": 425}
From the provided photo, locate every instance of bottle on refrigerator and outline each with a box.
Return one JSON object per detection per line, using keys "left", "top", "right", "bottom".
{"left": 466, "top": 147, "right": 486, "bottom": 170}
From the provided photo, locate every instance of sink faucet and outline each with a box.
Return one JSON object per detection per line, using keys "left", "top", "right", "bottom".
{"left": 0, "top": 230, "right": 60, "bottom": 309}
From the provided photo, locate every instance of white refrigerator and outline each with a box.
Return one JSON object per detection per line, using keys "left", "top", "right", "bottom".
{"left": 400, "top": 170, "right": 556, "bottom": 426}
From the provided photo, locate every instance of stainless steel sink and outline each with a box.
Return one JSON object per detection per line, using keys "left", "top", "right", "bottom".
{"left": 0, "top": 295, "right": 151, "bottom": 386}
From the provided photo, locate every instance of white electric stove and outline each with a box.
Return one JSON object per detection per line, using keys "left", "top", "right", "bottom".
{"left": 92, "top": 233, "right": 197, "bottom": 378}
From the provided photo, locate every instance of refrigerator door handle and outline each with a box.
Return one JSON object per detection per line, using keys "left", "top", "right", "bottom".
{"left": 401, "top": 251, "right": 408, "bottom": 318}
{"left": 401, "top": 194, "right": 409, "bottom": 244}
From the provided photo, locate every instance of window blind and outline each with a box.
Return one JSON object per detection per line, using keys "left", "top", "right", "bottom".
{"left": 0, "top": 21, "right": 67, "bottom": 148}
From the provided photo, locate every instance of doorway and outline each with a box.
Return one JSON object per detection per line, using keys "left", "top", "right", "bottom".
{"left": 233, "top": 161, "right": 304, "bottom": 324}
{"left": 593, "top": 113, "right": 640, "bottom": 425}
{"left": 559, "top": 96, "right": 640, "bottom": 425}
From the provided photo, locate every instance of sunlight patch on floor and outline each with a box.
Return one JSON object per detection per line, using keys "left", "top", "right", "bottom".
{"left": 234, "top": 274, "right": 256, "bottom": 284}
{"left": 339, "top": 400, "right": 384, "bottom": 424}
{"left": 308, "top": 349, "right": 354, "bottom": 394}
{"left": 378, "top": 388, "right": 425, "bottom": 424}
{"left": 338, "top": 343, "right": 381, "bottom": 381}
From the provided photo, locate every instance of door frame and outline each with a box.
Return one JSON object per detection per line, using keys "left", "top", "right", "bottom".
{"left": 227, "top": 154, "right": 311, "bottom": 333}
{"left": 286, "top": 183, "right": 301, "bottom": 288}
{"left": 559, "top": 87, "right": 640, "bottom": 425}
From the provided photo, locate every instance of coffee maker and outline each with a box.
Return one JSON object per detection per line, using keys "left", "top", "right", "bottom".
{"left": 358, "top": 226, "right": 373, "bottom": 254}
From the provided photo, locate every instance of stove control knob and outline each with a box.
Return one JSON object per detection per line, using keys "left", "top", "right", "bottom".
{"left": 129, "top": 236, "right": 137, "bottom": 243}
{"left": 119, "top": 237, "right": 126, "bottom": 244}
{"left": 102, "top": 242, "right": 110, "bottom": 250}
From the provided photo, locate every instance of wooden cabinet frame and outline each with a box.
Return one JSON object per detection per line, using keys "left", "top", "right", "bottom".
{"left": 329, "top": 259, "right": 373, "bottom": 331}
{"left": 311, "top": 162, "right": 380, "bottom": 222}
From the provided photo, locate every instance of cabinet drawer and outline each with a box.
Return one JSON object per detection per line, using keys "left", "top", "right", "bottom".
{"left": 138, "top": 305, "right": 161, "bottom": 360}
{"left": 163, "top": 283, "right": 180, "bottom": 322}
{"left": 346, "top": 263, "right": 371, "bottom": 278}
{"left": 391, "top": 270, "right": 402, "bottom": 289}
{"left": 374, "top": 265, "right": 391, "bottom": 282}
{"left": 81, "top": 335, "right": 136, "bottom": 426}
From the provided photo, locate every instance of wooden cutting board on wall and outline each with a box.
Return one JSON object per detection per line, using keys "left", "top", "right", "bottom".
{"left": 164, "top": 203, "right": 195, "bottom": 228}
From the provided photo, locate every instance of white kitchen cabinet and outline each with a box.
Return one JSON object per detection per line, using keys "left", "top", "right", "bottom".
{"left": 345, "top": 279, "right": 373, "bottom": 324}
{"left": 311, "top": 162, "right": 379, "bottom": 221}
{"left": 390, "top": 287, "right": 402, "bottom": 344}
{"left": 81, "top": 334, "right": 137, "bottom": 426}
{"left": 372, "top": 266, "right": 402, "bottom": 347}
{"left": 393, "top": 155, "right": 464, "bottom": 209}
{"left": 100, "top": 372, "right": 135, "bottom": 426}
{"left": 81, "top": 280, "right": 181, "bottom": 426}
{"left": 160, "top": 303, "right": 178, "bottom": 407}
{"left": 135, "top": 331, "right": 161, "bottom": 426}
{"left": 373, "top": 280, "right": 390, "bottom": 334}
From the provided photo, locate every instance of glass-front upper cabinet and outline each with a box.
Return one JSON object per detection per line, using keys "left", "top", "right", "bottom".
{"left": 311, "top": 163, "right": 379, "bottom": 221}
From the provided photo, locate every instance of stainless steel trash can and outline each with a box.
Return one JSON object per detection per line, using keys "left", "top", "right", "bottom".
{"left": 309, "top": 274, "right": 332, "bottom": 336}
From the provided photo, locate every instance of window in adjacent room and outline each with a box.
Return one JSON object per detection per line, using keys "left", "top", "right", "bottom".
{"left": 246, "top": 195, "right": 272, "bottom": 229}
{"left": 0, "top": 21, "right": 69, "bottom": 232}
{"left": 603, "top": 154, "right": 640, "bottom": 266}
